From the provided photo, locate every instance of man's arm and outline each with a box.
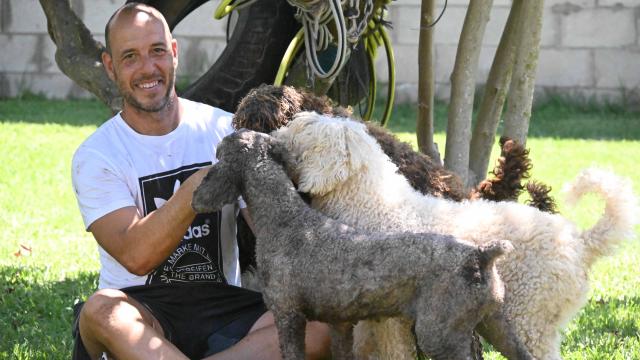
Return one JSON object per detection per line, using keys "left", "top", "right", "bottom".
{"left": 240, "top": 208, "right": 257, "bottom": 236}
{"left": 89, "top": 167, "right": 209, "bottom": 275}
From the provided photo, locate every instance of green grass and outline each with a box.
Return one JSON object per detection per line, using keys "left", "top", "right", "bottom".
{"left": 0, "top": 97, "right": 639, "bottom": 359}
{"left": 0, "top": 99, "right": 108, "bottom": 358}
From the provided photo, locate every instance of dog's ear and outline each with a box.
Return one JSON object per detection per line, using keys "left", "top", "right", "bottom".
{"left": 341, "top": 120, "right": 380, "bottom": 171}
{"left": 266, "top": 136, "right": 291, "bottom": 167}
{"left": 278, "top": 113, "right": 349, "bottom": 196}
{"left": 192, "top": 161, "right": 241, "bottom": 213}
{"left": 280, "top": 113, "right": 380, "bottom": 196}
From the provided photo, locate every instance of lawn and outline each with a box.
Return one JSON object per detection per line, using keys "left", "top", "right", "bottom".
{"left": 0, "top": 97, "right": 638, "bottom": 359}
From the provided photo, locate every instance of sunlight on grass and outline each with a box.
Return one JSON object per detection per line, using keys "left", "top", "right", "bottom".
{"left": 0, "top": 100, "right": 105, "bottom": 359}
{"left": 1, "top": 98, "right": 639, "bottom": 358}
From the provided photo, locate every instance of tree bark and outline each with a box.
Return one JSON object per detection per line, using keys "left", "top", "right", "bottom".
{"left": 416, "top": 0, "right": 441, "bottom": 163}
{"left": 39, "top": 0, "right": 121, "bottom": 113}
{"left": 444, "top": 0, "right": 493, "bottom": 186}
{"left": 467, "top": 0, "right": 523, "bottom": 185}
{"left": 502, "top": 0, "right": 545, "bottom": 145}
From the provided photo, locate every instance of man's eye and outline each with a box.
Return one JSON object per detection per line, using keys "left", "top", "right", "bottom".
{"left": 154, "top": 48, "right": 166, "bottom": 55}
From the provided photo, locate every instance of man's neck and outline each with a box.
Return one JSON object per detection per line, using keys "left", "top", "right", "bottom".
{"left": 121, "top": 96, "right": 182, "bottom": 136}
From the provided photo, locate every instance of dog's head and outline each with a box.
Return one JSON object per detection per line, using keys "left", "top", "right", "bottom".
{"left": 272, "top": 112, "right": 382, "bottom": 196}
{"left": 232, "top": 84, "right": 352, "bottom": 133}
{"left": 192, "top": 129, "right": 288, "bottom": 213}
{"left": 233, "top": 85, "right": 305, "bottom": 133}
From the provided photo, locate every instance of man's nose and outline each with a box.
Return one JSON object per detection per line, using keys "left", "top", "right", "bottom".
{"left": 138, "top": 54, "right": 157, "bottom": 74}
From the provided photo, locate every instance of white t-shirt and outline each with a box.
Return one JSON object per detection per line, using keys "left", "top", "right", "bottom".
{"left": 72, "top": 98, "right": 241, "bottom": 290}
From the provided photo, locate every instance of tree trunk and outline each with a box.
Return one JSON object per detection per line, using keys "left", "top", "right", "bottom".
{"left": 39, "top": 0, "right": 122, "bottom": 113}
{"left": 416, "top": 0, "right": 441, "bottom": 163}
{"left": 502, "top": 0, "right": 545, "bottom": 145}
{"left": 444, "top": 0, "right": 493, "bottom": 186}
{"left": 467, "top": 0, "right": 523, "bottom": 185}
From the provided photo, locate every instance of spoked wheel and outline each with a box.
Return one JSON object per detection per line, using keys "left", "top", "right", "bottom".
{"left": 273, "top": 7, "right": 395, "bottom": 126}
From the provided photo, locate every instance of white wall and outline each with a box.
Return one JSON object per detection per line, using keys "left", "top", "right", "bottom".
{"left": 1, "top": 0, "right": 638, "bottom": 106}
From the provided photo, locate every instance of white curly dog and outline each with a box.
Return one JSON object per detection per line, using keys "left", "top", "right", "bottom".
{"left": 272, "top": 112, "right": 638, "bottom": 360}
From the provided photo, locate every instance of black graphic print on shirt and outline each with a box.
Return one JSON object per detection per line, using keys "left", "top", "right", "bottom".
{"left": 138, "top": 162, "right": 227, "bottom": 285}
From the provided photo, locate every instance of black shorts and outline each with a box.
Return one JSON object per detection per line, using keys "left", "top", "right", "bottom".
{"left": 72, "top": 282, "right": 267, "bottom": 360}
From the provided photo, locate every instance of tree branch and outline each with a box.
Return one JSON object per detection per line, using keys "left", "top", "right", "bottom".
{"left": 416, "top": 0, "right": 441, "bottom": 163}
{"left": 468, "top": 0, "right": 523, "bottom": 185}
{"left": 502, "top": 0, "right": 545, "bottom": 145}
{"left": 39, "top": 0, "right": 121, "bottom": 113}
{"left": 444, "top": 0, "right": 493, "bottom": 186}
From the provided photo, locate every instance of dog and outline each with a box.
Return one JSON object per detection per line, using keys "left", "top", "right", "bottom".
{"left": 192, "top": 130, "right": 518, "bottom": 360}
{"left": 272, "top": 112, "right": 638, "bottom": 359}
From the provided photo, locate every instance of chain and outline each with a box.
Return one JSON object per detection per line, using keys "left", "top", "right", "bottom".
{"left": 345, "top": 0, "right": 374, "bottom": 44}
{"left": 287, "top": 0, "right": 378, "bottom": 80}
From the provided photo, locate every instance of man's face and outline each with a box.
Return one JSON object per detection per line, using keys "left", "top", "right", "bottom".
{"left": 102, "top": 11, "right": 178, "bottom": 113}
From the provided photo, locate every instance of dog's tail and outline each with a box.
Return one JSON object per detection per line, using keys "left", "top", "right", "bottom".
{"left": 564, "top": 168, "right": 638, "bottom": 267}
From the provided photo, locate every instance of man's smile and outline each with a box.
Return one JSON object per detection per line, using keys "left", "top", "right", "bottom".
{"left": 137, "top": 79, "right": 162, "bottom": 90}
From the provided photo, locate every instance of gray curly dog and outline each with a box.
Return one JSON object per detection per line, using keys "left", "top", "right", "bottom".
{"left": 192, "top": 130, "right": 513, "bottom": 360}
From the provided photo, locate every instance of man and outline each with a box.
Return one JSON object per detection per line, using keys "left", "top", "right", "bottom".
{"left": 71, "top": 3, "right": 330, "bottom": 359}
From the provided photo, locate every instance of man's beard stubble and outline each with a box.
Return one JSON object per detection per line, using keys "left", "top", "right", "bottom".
{"left": 119, "top": 72, "right": 176, "bottom": 113}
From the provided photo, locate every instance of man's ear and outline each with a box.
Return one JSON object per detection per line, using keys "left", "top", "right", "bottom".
{"left": 171, "top": 38, "right": 178, "bottom": 70}
{"left": 101, "top": 51, "right": 116, "bottom": 82}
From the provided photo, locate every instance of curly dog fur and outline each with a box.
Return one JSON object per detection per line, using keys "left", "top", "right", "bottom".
{"left": 232, "top": 84, "right": 555, "bottom": 277}
{"left": 471, "top": 137, "right": 558, "bottom": 213}
{"left": 273, "top": 112, "right": 638, "bottom": 360}
{"left": 192, "top": 130, "right": 514, "bottom": 360}
{"left": 234, "top": 84, "right": 555, "bottom": 207}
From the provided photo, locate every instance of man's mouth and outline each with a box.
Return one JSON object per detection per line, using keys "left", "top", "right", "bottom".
{"left": 137, "top": 80, "right": 161, "bottom": 90}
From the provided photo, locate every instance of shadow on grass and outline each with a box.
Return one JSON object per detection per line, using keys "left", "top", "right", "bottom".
{"left": 2, "top": 97, "right": 639, "bottom": 140}
{"left": 384, "top": 100, "right": 640, "bottom": 141}
{"left": 0, "top": 98, "right": 111, "bottom": 127}
{"left": 0, "top": 265, "right": 98, "bottom": 359}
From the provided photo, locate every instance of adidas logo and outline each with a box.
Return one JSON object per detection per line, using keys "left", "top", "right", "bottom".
{"left": 153, "top": 179, "right": 181, "bottom": 210}
{"left": 184, "top": 224, "right": 210, "bottom": 240}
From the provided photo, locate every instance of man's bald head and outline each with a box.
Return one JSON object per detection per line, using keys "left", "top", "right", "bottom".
{"left": 104, "top": 2, "right": 170, "bottom": 54}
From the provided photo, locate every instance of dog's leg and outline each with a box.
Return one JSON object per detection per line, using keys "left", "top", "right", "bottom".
{"left": 374, "top": 317, "right": 417, "bottom": 360}
{"left": 272, "top": 310, "right": 306, "bottom": 360}
{"left": 476, "top": 310, "right": 534, "bottom": 360}
{"left": 353, "top": 320, "right": 379, "bottom": 359}
{"left": 414, "top": 313, "right": 472, "bottom": 360}
{"left": 330, "top": 322, "right": 355, "bottom": 360}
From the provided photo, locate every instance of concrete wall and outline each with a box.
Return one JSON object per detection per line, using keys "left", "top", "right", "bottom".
{"left": 0, "top": 0, "right": 228, "bottom": 99}
{"left": 387, "top": 0, "right": 640, "bottom": 105}
{"left": 1, "top": 0, "right": 639, "bottom": 106}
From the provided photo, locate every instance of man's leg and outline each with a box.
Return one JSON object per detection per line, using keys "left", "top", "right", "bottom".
{"left": 78, "top": 288, "right": 188, "bottom": 360}
{"left": 206, "top": 311, "right": 331, "bottom": 360}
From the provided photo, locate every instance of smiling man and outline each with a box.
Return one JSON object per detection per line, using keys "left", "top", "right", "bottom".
{"left": 70, "top": 3, "right": 330, "bottom": 359}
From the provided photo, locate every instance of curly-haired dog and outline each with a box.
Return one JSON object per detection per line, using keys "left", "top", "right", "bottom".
{"left": 234, "top": 84, "right": 466, "bottom": 200}
{"left": 234, "top": 84, "right": 554, "bottom": 207}
{"left": 192, "top": 130, "right": 515, "bottom": 360}
{"left": 273, "top": 112, "right": 638, "bottom": 360}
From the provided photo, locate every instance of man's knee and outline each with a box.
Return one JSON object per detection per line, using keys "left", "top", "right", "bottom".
{"left": 80, "top": 289, "right": 132, "bottom": 332}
